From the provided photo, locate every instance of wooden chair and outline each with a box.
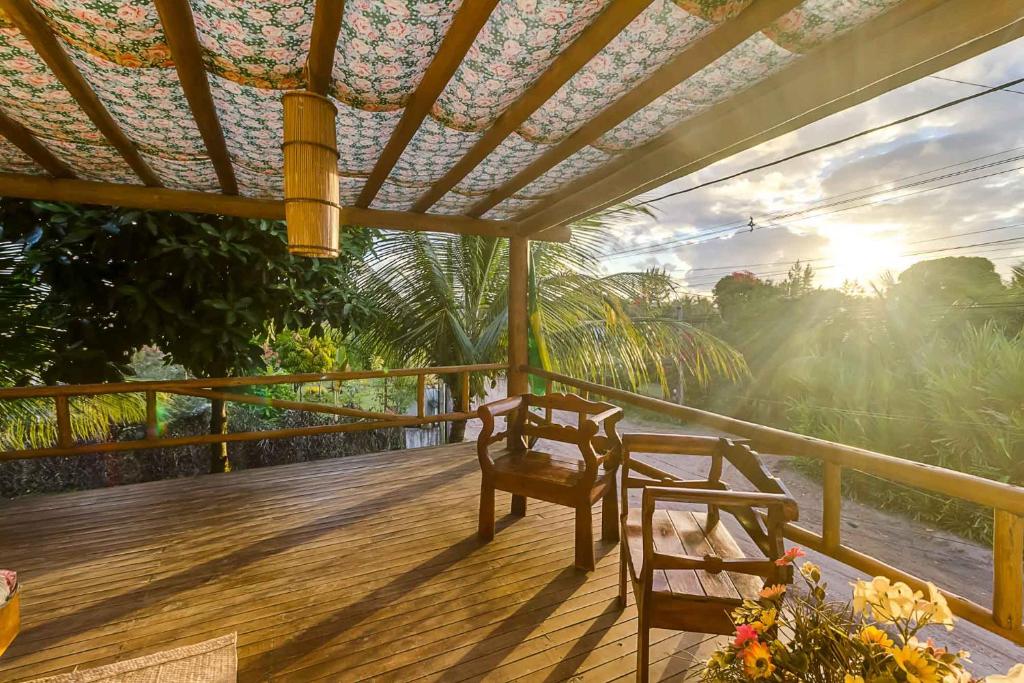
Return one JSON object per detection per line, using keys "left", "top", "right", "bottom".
{"left": 618, "top": 433, "right": 799, "bottom": 682}
{"left": 476, "top": 392, "right": 623, "bottom": 571}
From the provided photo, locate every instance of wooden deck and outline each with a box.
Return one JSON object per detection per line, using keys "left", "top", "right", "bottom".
{"left": 0, "top": 443, "right": 722, "bottom": 682}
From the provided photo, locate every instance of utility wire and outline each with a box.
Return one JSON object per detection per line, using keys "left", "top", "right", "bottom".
{"left": 630, "top": 75, "right": 1024, "bottom": 210}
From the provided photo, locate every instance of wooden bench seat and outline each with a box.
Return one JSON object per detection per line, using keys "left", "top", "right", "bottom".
{"left": 489, "top": 448, "right": 615, "bottom": 504}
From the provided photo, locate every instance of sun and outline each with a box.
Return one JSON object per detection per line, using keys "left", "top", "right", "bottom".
{"left": 823, "top": 227, "right": 907, "bottom": 287}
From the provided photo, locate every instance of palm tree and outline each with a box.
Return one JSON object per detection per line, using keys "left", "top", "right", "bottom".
{"left": 353, "top": 209, "right": 747, "bottom": 442}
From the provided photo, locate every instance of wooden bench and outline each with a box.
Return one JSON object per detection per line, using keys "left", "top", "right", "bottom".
{"left": 618, "top": 433, "right": 798, "bottom": 682}
{"left": 476, "top": 392, "right": 622, "bottom": 570}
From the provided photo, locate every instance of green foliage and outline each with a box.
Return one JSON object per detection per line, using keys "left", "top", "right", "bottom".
{"left": 0, "top": 198, "right": 373, "bottom": 383}
{"left": 269, "top": 324, "right": 347, "bottom": 375}
{"left": 701, "top": 258, "right": 1024, "bottom": 541}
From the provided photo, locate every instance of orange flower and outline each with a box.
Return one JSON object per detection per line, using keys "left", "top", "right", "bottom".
{"left": 775, "top": 546, "right": 806, "bottom": 566}
{"left": 759, "top": 584, "right": 787, "bottom": 600}
{"left": 742, "top": 641, "right": 776, "bottom": 679}
{"left": 859, "top": 625, "right": 894, "bottom": 649}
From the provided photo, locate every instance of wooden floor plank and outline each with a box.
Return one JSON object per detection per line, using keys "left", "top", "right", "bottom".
{"left": 0, "top": 443, "right": 706, "bottom": 681}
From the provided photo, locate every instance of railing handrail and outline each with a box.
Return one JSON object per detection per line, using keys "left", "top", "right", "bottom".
{"left": 0, "top": 363, "right": 509, "bottom": 400}
{"left": 525, "top": 366, "right": 1024, "bottom": 516}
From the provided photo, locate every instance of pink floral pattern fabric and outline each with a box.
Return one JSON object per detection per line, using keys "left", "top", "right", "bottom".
{"left": 432, "top": 0, "right": 609, "bottom": 132}
{"left": 764, "top": 0, "right": 903, "bottom": 53}
{"left": 193, "top": 0, "right": 313, "bottom": 90}
{"left": 336, "top": 101, "right": 401, "bottom": 176}
{"left": 333, "top": 0, "right": 462, "bottom": 111}
{"left": 142, "top": 153, "right": 220, "bottom": 192}
{"left": 30, "top": 0, "right": 170, "bottom": 68}
{"left": 516, "top": 146, "right": 613, "bottom": 199}
{"left": 387, "top": 116, "right": 481, "bottom": 187}
{"left": 454, "top": 132, "right": 549, "bottom": 194}
{"left": 0, "top": 136, "right": 42, "bottom": 175}
{"left": 518, "top": 0, "right": 716, "bottom": 144}
{"left": 432, "top": 190, "right": 478, "bottom": 215}
{"left": 46, "top": 137, "right": 138, "bottom": 183}
{"left": 483, "top": 195, "right": 540, "bottom": 221}
{"left": 371, "top": 178, "right": 426, "bottom": 211}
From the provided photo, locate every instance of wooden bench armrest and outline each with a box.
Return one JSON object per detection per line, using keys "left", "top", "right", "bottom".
{"left": 642, "top": 486, "right": 799, "bottom": 522}
{"left": 648, "top": 551, "right": 777, "bottom": 577}
{"left": 477, "top": 396, "right": 526, "bottom": 469}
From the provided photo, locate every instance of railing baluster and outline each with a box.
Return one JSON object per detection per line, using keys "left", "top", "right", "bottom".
{"left": 54, "top": 395, "right": 72, "bottom": 449}
{"left": 822, "top": 462, "right": 842, "bottom": 553}
{"left": 544, "top": 379, "right": 552, "bottom": 423}
{"left": 145, "top": 391, "right": 158, "bottom": 440}
{"left": 994, "top": 509, "right": 1024, "bottom": 630}
{"left": 417, "top": 374, "right": 426, "bottom": 418}
{"left": 460, "top": 371, "right": 470, "bottom": 414}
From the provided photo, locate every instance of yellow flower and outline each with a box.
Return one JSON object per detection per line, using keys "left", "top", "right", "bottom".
{"left": 759, "top": 584, "right": 787, "bottom": 600}
{"left": 742, "top": 641, "right": 776, "bottom": 679}
{"left": 844, "top": 676, "right": 865, "bottom": 683}
{"left": 987, "top": 664, "right": 1024, "bottom": 683}
{"left": 891, "top": 644, "right": 941, "bottom": 683}
{"left": 800, "top": 561, "right": 820, "bottom": 581}
{"left": 859, "top": 625, "right": 894, "bottom": 649}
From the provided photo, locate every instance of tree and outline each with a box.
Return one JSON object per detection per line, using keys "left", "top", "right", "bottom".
{"left": 0, "top": 198, "right": 373, "bottom": 471}
{"left": 353, "top": 217, "right": 747, "bottom": 443}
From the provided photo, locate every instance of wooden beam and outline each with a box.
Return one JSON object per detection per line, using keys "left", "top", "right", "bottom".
{"left": 519, "top": 0, "right": 1024, "bottom": 235}
{"left": 356, "top": 0, "right": 499, "bottom": 208}
{"left": 0, "top": 0, "right": 162, "bottom": 187}
{"left": 468, "top": 0, "right": 801, "bottom": 218}
{"left": 153, "top": 0, "right": 238, "bottom": 195}
{"left": 306, "top": 0, "right": 346, "bottom": 95}
{"left": 0, "top": 173, "right": 570, "bottom": 241}
{"left": 0, "top": 108, "right": 75, "bottom": 178}
{"left": 410, "top": 0, "right": 654, "bottom": 213}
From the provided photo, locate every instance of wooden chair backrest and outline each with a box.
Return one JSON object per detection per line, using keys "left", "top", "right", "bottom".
{"left": 516, "top": 392, "right": 618, "bottom": 447}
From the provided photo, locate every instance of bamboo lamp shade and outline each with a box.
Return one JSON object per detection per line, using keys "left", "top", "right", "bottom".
{"left": 283, "top": 91, "right": 340, "bottom": 258}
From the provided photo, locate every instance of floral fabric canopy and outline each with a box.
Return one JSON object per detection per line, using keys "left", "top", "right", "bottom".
{"left": 0, "top": 0, "right": 902, "bottom": 221}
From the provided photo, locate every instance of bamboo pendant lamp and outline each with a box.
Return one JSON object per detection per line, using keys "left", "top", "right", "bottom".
{"left": 283, "top": 91, "right": 340, "bottom": 257}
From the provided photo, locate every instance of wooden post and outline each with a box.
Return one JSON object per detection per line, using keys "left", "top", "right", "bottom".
{"left": 544, "top": 379, "right": 552, "bottom": 424}
{"left": 507, "top": 235, "right": 529, "bottom": 397}
{"left": 994, "top": 509, "right": 1024, "bottom": 630}
{"left": 460, "top": 371, "right": 470, "bottom": 414}
{"left": 145, "top": 391, "right": 158, "bottom": 440}
{"left": 822, "top": 462, "right": 842, "bottom": 553}
{"left": 417, "top": 374, "right": 426, "bottom": 418}
{"left": 54, "top": 395, "right": 72, "bottom": 449}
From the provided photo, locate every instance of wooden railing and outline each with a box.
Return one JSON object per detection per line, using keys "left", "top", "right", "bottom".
{"left": 526, "top": 366, "right": 1024, "bottom": 646}
{"left": 0, "top": 363, "right": 506, "bottom": 461}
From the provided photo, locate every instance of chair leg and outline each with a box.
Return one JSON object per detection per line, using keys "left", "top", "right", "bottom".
{"left": 574, "top": 503, "right": 595, "bottom": 571}
{"left": 618, "top": 539, "right": 628, "bottom": 608}
{"left": 636, "top": 603, "right": 650, "bottom": 683}
{"left": 602, "top": 480, "right": 619, "bottom": 543}
{"left": 478, "top": 481, "right": 495, "bottom": 542}
{"left": 511, "top": 493, "right": 527, "bottom": 517}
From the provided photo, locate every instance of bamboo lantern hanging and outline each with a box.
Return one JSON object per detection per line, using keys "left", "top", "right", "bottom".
{"left": 283, "top": 91, "right": 340, "bottom": 257}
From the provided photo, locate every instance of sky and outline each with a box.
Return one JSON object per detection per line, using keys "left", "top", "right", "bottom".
{"left": 602, "top": 36, "right": 1024, "bottom": 294}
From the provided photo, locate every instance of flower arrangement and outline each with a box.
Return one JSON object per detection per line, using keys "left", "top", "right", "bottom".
{"left": 699, "top": 548, "right": 1021, "bottom": 682}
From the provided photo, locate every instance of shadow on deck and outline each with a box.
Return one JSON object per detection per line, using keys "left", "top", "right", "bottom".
{"left": 0, "top": 443, "right": 721, "bottom": 682}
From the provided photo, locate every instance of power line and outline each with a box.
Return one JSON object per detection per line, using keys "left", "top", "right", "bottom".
{"left": 631, "top": 74, "right": 1024, "bottom": 210}
{"left": 929, "top": 75, "right": 1024, "bottom": 96}
{"left": 610, "top": 157, "right": 1024, "bottom": 260}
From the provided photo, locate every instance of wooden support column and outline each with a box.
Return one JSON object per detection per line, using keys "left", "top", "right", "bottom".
{"left": 994, "top": 509, "right": 1024, "bottom": 631}
{"left": 507, "top": 235, "right": 529, "bottom": 397}
{"left": 145, "top": 391, "right": 158, "bottom": 440}
{"left": 54, "top": 395, "right": 71, "bottom": 449}
{"left": 822, "top": 462, "right": 842, "bottom": 553}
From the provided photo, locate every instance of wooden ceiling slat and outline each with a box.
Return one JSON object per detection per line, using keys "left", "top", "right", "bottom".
{"left": 154, "top": 0, "right": 238, "bottom": 195}
{"left": 0, "top": 173, "right": 570, "bottom": 242}
{"left": 409, "top": 0, "right": 655, "bottom": 214}
{"left": 0, "top": 109, "right": 75, "bottom": 178}
{"left": 467, "top": 0, "right": 802, "bottom": 218}
{"left": 306, "top": 0, "right": 346, "bottom": 95}
{"left": 355, "top": 0, "right": 500, "bottom": 208}
{"left": 517, "top": 0, "right": 1024, "bottom": 237}
{"left": 0, "top": 0, "right": 162, "bottom": 187}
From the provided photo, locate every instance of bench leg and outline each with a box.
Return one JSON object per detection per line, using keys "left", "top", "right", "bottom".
{"left": 602, "top": 478, "right": 619, "bottom": 543}
{"left": 478, "top": 481, "right": 495, "bottom": 542}
{"left": 574, "top": 504, "right": 595, "bottom": 571}
{"left": 511, "top": 493, "right": 527, "bottom": 517}
{"left": 618, "top": 539, "right": 628, "bottom": 608}
{"left": 636, "top": 603, "right": 650, "bottom": 683}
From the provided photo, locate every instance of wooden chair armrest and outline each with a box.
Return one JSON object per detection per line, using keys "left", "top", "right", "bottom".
{"left": 649, "top": 551, "right": 778, "bottom": 577}
{"left": 642, "top": 486, "right": 799, "bottom": 522}
{"left": 477, "top": 395, "right": 524, "bottom": 420}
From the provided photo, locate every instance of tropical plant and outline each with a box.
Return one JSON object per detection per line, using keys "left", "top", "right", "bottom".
{"left": 353, "top": 211, "right": 747, "bottom": 442}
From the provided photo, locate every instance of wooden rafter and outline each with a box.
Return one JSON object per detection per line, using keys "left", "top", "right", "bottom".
{"left": 409, "top": 0, "right": 654, "bottom": 213}
{"left": 355, "top": 0, "right": 500, "bottom": 208}
{"left": 306, "top": 0, "right": 346, "bottom": 95}
{"left": 0, "top": 109, "right": 75, "bottom": 178}
{"left": 467, "top": 0, "right": 802, "bottom": 218}
{"left": 518, "top": 0, "right": 1024, "bottom": 236}
{"left": 153, "top": 0, "right": 237, "bottom": 195}
{"left": 0, "top": 173, "right": 570, "bottom": 242}
{"left": 0, "top": 0, "right": 161, "bottom": 187}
